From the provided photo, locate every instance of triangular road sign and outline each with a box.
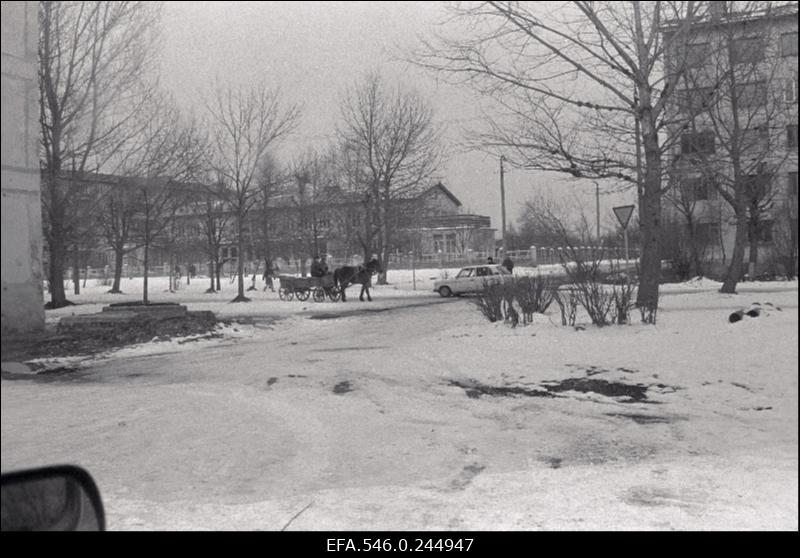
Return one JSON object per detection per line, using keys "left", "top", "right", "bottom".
{"left": 613, "top": 205, "right": 635, "bottom": 229}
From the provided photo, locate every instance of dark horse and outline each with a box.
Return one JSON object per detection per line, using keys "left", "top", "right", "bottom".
{"left": 333, "top": 259, "right": 382, "bottom": 302}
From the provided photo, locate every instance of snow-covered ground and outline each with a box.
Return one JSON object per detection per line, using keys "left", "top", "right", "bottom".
{"left": 2, "top": 275, "right": 797, "bottom": 530}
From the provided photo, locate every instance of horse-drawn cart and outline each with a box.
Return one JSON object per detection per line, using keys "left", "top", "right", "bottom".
{"left": 277, "top": 274, "right": 340, "bottom": 302}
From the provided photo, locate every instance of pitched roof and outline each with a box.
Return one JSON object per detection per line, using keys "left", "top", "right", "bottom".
{"left": 423, "top": 181, "right": 462, "bottom": 207}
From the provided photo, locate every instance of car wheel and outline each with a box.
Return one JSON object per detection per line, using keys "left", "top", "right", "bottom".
{"left": 438, "top": 286, "right": 452, "bottom": 298}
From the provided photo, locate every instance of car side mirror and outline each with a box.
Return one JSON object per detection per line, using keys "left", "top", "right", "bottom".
{"left": 1, "top": 465, "right": 105, "bottom": 531}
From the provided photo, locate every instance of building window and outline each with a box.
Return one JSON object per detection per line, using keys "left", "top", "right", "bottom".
{"left": 734, "top": 81, "right": 767, "bottom": 109}
{"left": 787, "top": 125, "right": 798, "bottom": 148}
{"left": 781, "top": 31, "right": 798, "bottom": 57}
{"left": 685, "top": 176, "right": 716, "bottom": 201}
{"left": 677, "top": 176, "right": 714, "bottom": 202}
{"left": 679, "top": 87, "right": 715, "bottom": 114}
{"left": 741, "top": 123, "right": 770, "bottom": 152}
{"left": 681, "top": 130, "right": 715, "bottom": 154}
{"left": 785, "top": 75, "right": 799, "bottom": 104}
{"left": 433, "top": 233, "right": 457, "bottom": 253}
{"left": 744, "top": 172, "right": 770, "bottom": 202}
{"left": 731, "top": 36, "right": 765, "bottom": 65}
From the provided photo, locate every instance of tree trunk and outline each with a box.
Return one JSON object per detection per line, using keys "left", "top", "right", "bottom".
{"left": 721, "top": 209, "right": 748, "bottom": 293}
{"left": 685, "top": 216, "right": 702, "bottom": 277}
{"left": 747, "top": 219, "right": 759, "bottom": 280}
{"left": 207, "top": 261, "right": 216, "bottom": 292}
{"left": 232, "top": 214, "right": 249, "bottom": 302}
{"left": 110, "top": 246, "right": 124, "bottom": 293}
{"left": 143, "top": 216, "right": 150, "bottom": 304}
{"left": 72, "top": 255, "right": 80, "bottom": 295}
{"left": 47, "top": 236, "right": 69, "bottom": 307}
{"left": 635, "top": 130, "right": 662, "bottom": 324}
{"left": 171, "top": 253, "right": 176, "bottom": 292}
{"left": 215, "top": 261, "right": 222, "bottom": 291}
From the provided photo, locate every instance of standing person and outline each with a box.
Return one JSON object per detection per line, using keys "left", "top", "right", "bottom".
{"left": 263, "top": 257, "right": 275, "bottom": 292}
{"left": 188, "top": 263, "right": 196, "bottom": 279}
{"left": 502, "top": 254, "right": 514, "bottom": 273}
{"left": 487, "top": 256, "right": 494, "bottom": 264}
{"left": 173, "top": 264, "right": 182, "bottom": 291}
{"left": 366, "top": 253, "right": 380, "bottom": 272}
{"left": 310, "top": 255, "right": 325, "bottom": 278}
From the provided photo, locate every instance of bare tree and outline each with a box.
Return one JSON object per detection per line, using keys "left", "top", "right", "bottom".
{"left": 38, "top": 1, "right": 163, "bottom": 308}
{"left": 416, "top": 2, "right": 709, "bottom": 322}
{"left": 282, "top": 150, "right": 342, "bottom": 274}
{"left": 98, "top": 91, "right": 208, "bottom": 300}
{"left": 134, "top": 178, "right": 192, "bottom": 303}
{"left": 338, "top": 72, "right": 443, "bottom": 284}
{"left": 206, "top": 83, "right": 301, "bottom": 302}
{"left": 251, "top": 153, "right": 285, "bottom": 273}
{"left": 194, "top": 180, "right": 233, "bottom": 293}
{"left": 97, "top": 181, "right": 141, "bottom": 293}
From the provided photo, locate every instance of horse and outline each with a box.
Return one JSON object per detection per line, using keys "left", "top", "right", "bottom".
{"left": 333, "top": 259, "right": 381, "bottom": 302}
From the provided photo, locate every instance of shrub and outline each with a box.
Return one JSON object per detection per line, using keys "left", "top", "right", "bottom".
{"left": 553, "top": 287, "right": 578, "bottom": 326}
{"left": 611, "top": 281, "right": 636, "bottom": 325}
{"left": 470, "top": 282, "right": 505, "bottom": 323}
{"left": 510, "top": 275, "right": 555, "bottom": 324}
{"left": 561, "top": 247, "right": 638, "bottom": 327}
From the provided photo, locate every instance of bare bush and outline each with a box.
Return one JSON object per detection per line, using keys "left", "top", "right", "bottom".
{"left": 611, "top": 281, "right": 637, "bottom": 325}
{"left": 553, "top": 287, "right": 579, "bottom": 327}
{"left": 510, "top": 275, "right": 555, "bottom": 325}
{"left": 470, "top": 282, "right": 505, "bottom": 323}
{"left": 560, "top": 246, "right": 639, "bottom": 327}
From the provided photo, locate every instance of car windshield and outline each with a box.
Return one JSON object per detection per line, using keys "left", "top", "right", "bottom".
{"left": 456, "top": 268, "right": 473, "bottom": 278}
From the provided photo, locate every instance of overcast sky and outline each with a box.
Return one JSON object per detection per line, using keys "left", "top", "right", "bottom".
{"left": 159, "top": 1, "right": 634, "bottom": 237}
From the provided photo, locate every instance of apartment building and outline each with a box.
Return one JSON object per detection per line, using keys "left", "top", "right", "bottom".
{"left": 663, "top": 3, "right": 798, "bottom": 277}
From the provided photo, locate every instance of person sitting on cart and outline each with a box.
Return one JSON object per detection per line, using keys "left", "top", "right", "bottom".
{"left": 310, "top": 255, "right": 327, "bottom": 278}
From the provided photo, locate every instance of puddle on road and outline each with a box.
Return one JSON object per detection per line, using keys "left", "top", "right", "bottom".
{"left": 448, "top": 380, "right": 557, "bottom": 399}
{"left": 543, "top": 378, "right": 651, "bottom": 402}
{"left": 450, "top": 376, "right": 676, "bottom": 404}
{"left": 605, "top": 412, "right": 682, "bottom": 424}
{"left": 314, "top": 346, "right": 389, "bottom": 352}
{"left": 333, "top": 380, "right": 354, "bottom": 394}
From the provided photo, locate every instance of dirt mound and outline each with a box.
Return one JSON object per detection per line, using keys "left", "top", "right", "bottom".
{"left": 13, "top": 311, "right": 218, "bottom": 359}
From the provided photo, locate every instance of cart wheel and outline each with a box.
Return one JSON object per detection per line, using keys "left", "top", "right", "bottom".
{"left": 295, "top": 288, "right": 310, "bottom": 301}
{"left": 279, "top": 288, "right": 294, "bottom": 301}
{"left": 328, "top": 287, "right": 341, "bottom": 302}
{"left": 313, "top": 288, "right": 326, "bottom": 303}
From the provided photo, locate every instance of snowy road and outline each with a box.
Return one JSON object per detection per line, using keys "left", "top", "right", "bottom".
{"left": 2, "top": 285, "right": 797, "bottom": 530}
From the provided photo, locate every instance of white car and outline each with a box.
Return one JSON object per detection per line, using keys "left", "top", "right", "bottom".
{"left": 433, "top": 264, "right": 512, "bottom": 297}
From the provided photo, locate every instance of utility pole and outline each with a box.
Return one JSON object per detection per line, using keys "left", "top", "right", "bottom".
{"left": 499, "top": 155, "right": 507, "bottom": 253}
{"left": 594, "top": 181, "right": 600, "bottom": 242}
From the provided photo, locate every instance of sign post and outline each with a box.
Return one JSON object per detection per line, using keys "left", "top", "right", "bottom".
{"left": 613, "top": 205, "right": 635, "bottom": 278}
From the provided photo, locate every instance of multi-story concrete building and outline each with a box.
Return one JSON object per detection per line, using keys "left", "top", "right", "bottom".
{"left": 1, "top": 1, "right": 45, "bottom": 333}
{"left": 662, "top": 2, "right": 798, "bottom": 277}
